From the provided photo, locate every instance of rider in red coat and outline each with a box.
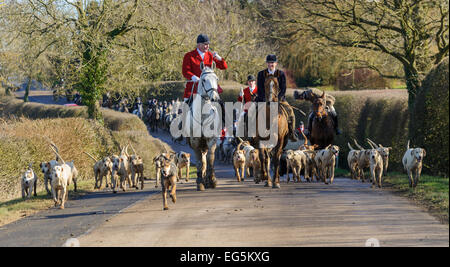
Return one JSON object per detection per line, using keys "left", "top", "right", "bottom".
{"left": 182, "top": 34, "right": 228, "bottom": 101}
{"left": 237, "top": 75, "right": 258, "bottom": 112}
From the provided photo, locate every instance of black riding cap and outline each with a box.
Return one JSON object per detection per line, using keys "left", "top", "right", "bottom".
{"left": 247, "top": 75, "right": 256, "bottom": 81}
{"left": 266, "top": 54, "right": 277, "bottom": 63}
{"left": 197, "top": 34, "right": 210, "bottom": 44}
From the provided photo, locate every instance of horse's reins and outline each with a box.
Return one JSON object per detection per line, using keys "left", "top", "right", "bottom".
{"left": 187, "top": 71, "right": 218, "bottom": 102}
{"left": 187, "top": 70, "right": 219, "bottom": 126}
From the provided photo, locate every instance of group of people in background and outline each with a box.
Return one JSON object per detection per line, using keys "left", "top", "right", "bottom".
{"left": 181, "top": 33, "right": 341, "bottom": 141}
{"left": 93, "top": 33, "right": 341, "bottom": 141}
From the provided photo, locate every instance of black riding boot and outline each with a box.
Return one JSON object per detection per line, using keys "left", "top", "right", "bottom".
{"left": 305, "top": 113, "right": 314, "bottom": 139}
{"left": 288, "top": 118, "right": 298, "bottom": 142}
{"left": 220, "top": 100, "right": 226, "bottom": 128}
{"left": 329, "top": 110, "right": 342, "bottom": 135}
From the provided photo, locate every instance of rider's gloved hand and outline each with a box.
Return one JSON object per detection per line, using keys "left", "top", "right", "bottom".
{"left": 191, "top": 75, "right": 200, "bottom": 82}
{"left": 213, "top": 52, "right": 222, "bottom": 61}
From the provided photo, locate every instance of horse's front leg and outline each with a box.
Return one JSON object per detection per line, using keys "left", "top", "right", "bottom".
{"left": 206, "top": 139, "right": 217, "bottom": 189}
{"left": 260, "top": 148, "right": 271, "bottom": 187}
{"left": 272, "top": 151, "right": 281, "bottom": 189}
{"left": 193, "top": 148, "right": 207, "bottom": 191}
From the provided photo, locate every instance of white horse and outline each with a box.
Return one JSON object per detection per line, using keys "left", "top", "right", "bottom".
{"left": 184, "top": 62, "right": 221, "bottom": 191}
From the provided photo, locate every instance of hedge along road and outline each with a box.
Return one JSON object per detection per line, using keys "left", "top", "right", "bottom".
{"left": 76, "top": 130, "right": 449, "bottom": 247}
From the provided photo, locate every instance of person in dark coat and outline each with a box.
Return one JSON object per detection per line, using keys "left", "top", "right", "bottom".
{"left": 255, "top": 54, "right": 298, "bottom": 142}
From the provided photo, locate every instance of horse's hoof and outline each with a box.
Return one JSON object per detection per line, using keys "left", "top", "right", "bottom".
{"left": 197, "top": 183, "right": 205, "bottom": 191}
{"left": 163, "top": 207, "right": 169, "bottom": 210}
{"left": 264, "top": 182, "right": 272, "bottom": 187}
{"left": 210, "top": 178, "right": 217, "bottom": 188}
{"left": 171, "top": 194, "right": 177, "bottom": 203}
{"left": 273, "top": 183, "right": 281, "bottom": 189}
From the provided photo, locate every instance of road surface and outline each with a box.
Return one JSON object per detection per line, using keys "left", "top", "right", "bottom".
{"left": 77, "top": 131, "right": 449, "bottom": 247}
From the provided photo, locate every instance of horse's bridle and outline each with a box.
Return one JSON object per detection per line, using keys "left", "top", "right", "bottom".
{"left": 199, "top": 71, "right": 218, "bottom": 101}
{"left": 314, "top": 98, "right": 328, "bottom": 119}
{"left": 265, "top": 77, "right": 278, "bottom": 102}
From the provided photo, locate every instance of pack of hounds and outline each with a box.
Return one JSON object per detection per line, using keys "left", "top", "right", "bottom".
{"left": 21, "top": 129, "right": 425, "bottom": 212}
{"left": 230, "top": 132, "right": 426, "bottom": 191}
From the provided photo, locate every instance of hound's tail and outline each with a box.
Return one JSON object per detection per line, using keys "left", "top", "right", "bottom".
{"left": 366, "top": 138, "right": 379, "bottom": 149}
{"left": 348, "top": 142, "right": 355, "bottom": 151}
{"left": 406, "top": 140, "right": 410, "bottom": 150}
{"left": 83, "top": 151, "right": 98, "bottom": 162}
{"left": 353, "top": 139, "right": 364, "bottom": 150}
{"left": 49, "top": 145, "right": 65, "bottom": 165}
{"left": 301, "top": 131, "right": 309, "bottom": 146}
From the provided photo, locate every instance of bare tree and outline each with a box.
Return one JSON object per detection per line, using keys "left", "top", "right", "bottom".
{"left": 254, "top": 0, "right": 449, "bottom": 114}
{"left": 3, "top": 0, "right": 144, "bottom": 120}
{"left": 2, "top": 0, "right": 274, "bottom": 113}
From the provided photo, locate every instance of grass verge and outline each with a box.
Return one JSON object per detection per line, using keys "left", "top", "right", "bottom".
{"left": 0, "top": 165, "right": 199, "bottom": 227}
{"left": 382, "top": 172, "right": 448, "bottom": 224}
{"left": 0, "top": 179, "right": 95, "bottom": 226}
{"left": 334, "top": 168, "right": 448, "bottom": 224}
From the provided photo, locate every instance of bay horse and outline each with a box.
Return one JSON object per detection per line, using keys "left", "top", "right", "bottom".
{"left": 184, "top": 62, "right": 221, "bottom": 191}
{"left": 253, "top": 74, "right": 289, "bottom": 188}
{"left": 310, "top": 92, "right": 335, "bottom": 149}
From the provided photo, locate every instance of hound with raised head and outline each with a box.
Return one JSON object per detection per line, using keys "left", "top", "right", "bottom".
{"left": 368, "top": 149, "right": 384, "bottom": 188}
{"left": 367, "top": 138, "right": 392, "bottom": 176}
{"left": 233, "top": 143, "right": 246, "bottom": 182}
{"left": 153, "top": 152, "right": 173, "bottom": 188}
{"left": 21, "top": 163, "right": 37, "bottom": 199}
{"left": 160, "top": 157, "right": 178, "bottom": 210}
{"left": 315, "top": 145, "right": 340, "bottom": 184}
{"left": 402, "top": 140, "right": 426, "bottom": 188}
